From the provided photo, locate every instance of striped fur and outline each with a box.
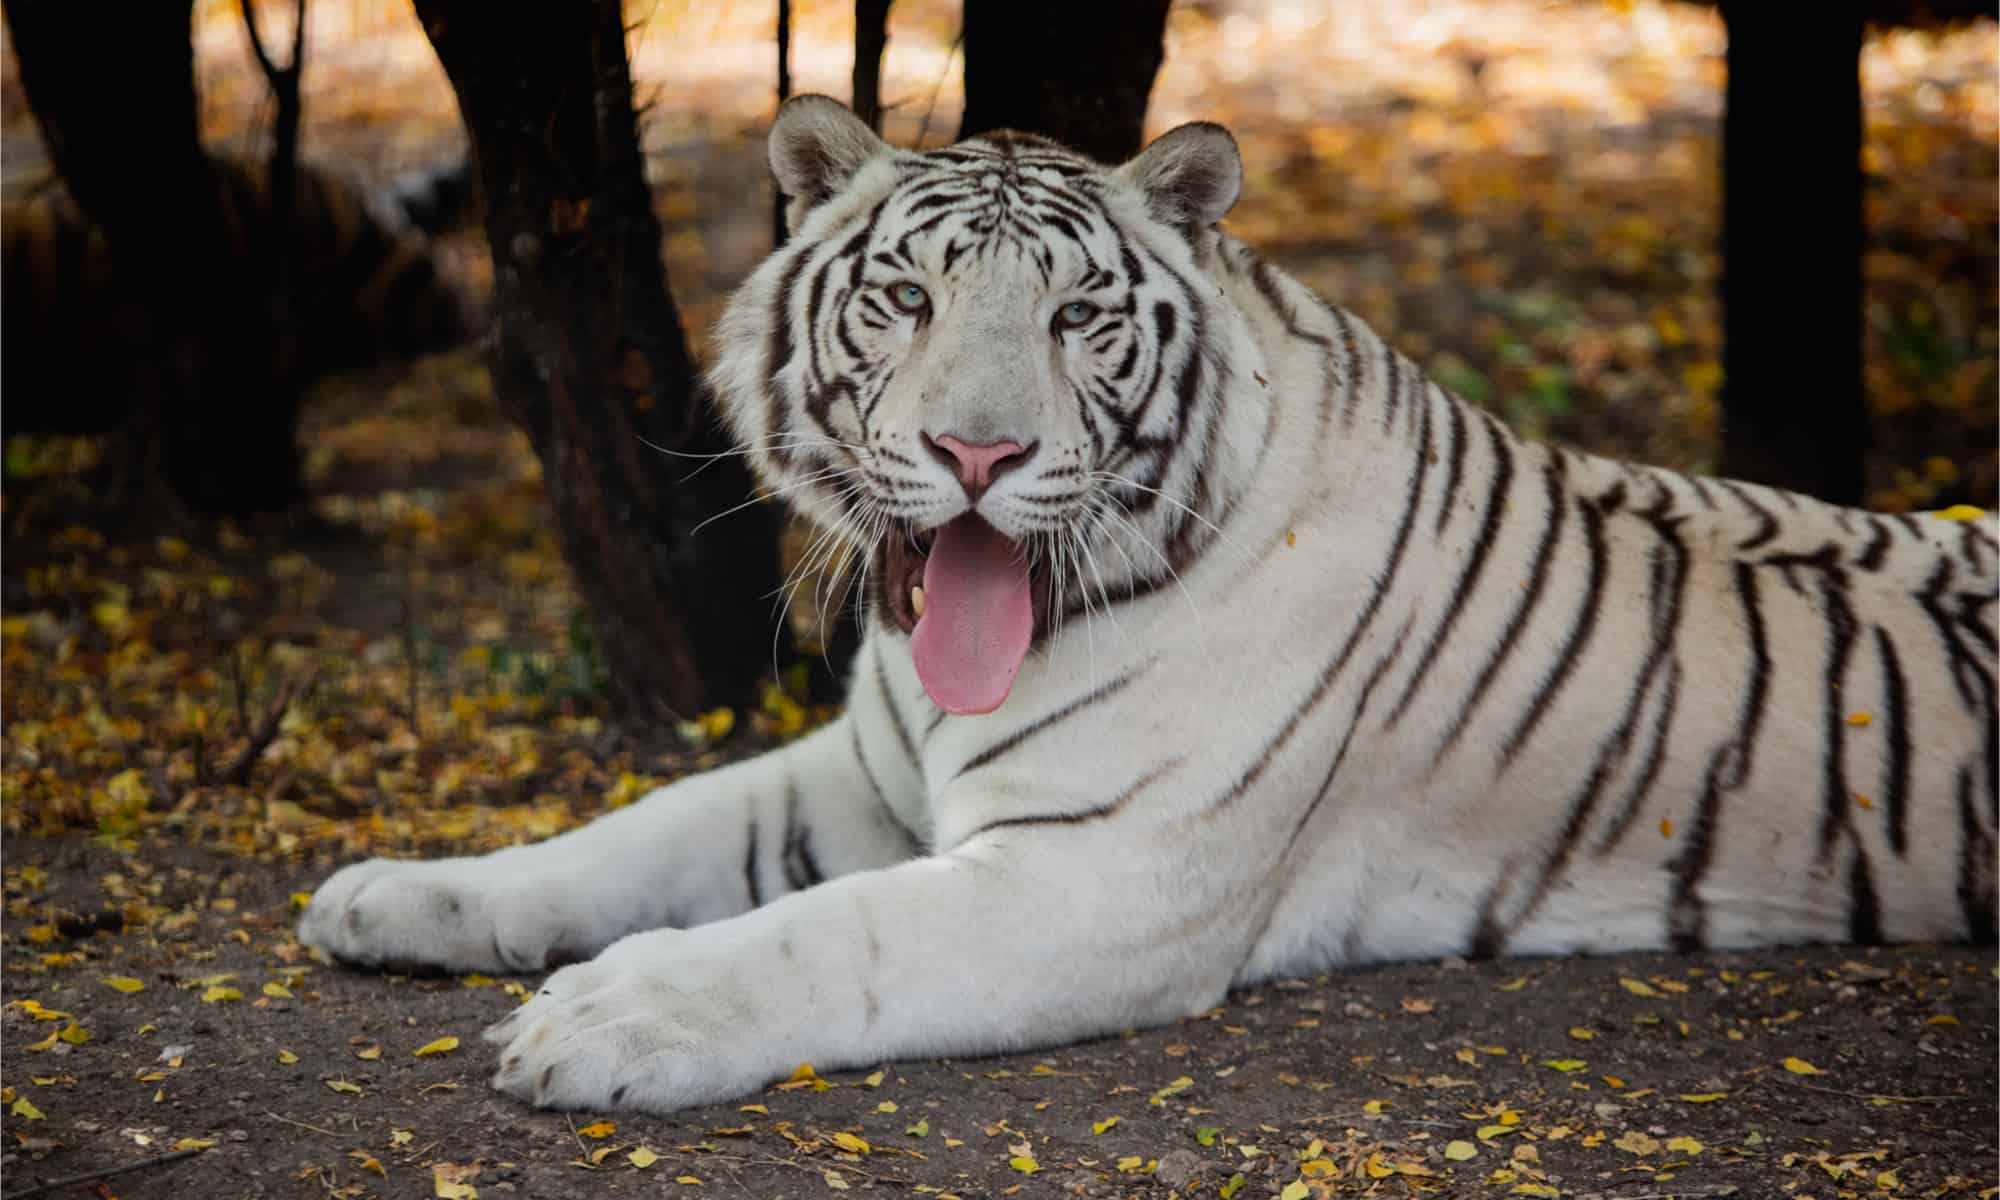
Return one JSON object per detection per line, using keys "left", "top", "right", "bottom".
{"left": 303, "top": 98, "right": 1997, "bottom": 1113}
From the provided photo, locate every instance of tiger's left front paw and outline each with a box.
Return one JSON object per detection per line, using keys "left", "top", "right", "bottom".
{"left": 484, "top": 930, "right": 787, "bottom": 1112}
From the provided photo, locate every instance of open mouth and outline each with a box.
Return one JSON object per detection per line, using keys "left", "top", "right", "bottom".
{"left": 878, "top": 513, "right": 1053, "bottom": 716}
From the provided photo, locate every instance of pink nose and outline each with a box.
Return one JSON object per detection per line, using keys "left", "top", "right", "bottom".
{"left": 924, "top": 434, "right": 1034, "bottom": 500}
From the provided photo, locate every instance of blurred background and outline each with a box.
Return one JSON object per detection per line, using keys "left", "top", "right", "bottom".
{"left": 1, "top": 1, "right": 1994, "bottom": 858}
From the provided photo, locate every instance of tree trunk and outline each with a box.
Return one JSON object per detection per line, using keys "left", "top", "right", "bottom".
{"left": 958, "top": 0, "right": 1172, "bottom": 163}
{"left": 413, "top": 0, "right": 785, "bottom": 720}
{"left": 5, "top": 0, "right": 298, "bottom": 515}
{"left": 1718, "top": 3, "right": 1864, "bottom": 506}
{"left": 852, "top": 0, "right": 891, "bottom": 133}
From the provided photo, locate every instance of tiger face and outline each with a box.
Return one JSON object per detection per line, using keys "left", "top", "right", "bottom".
{"left": 711, "top": 96, "right": 1248, "bottom": 715}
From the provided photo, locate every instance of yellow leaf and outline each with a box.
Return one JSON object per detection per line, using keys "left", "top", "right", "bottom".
{"left": 1280, "top": 1182, "right": 1310, "bottom": 1200}
{"left": 326, "top": 1080, "right": 363, "bottom": 1095}
{"left": 176, "top": 1138, "right": 218, "bottom": 1151}
{"left": 1477, "top": 1124, "right": 1514, "bottom": 1140}
{"left": 1666, "top": 1136, "right": 1704, "bottom": 1155}
{"left": 1543, "top": 1059, "right": 1587, "bottom": 1073}
{"left": 1677, "top": 1092, "right": 1728, "bottom": 1103}
{"left": 1009, "top": 1155, "right": 1040, "bottom": 1175}
{"left": 1363, "top": 1098, "right": 1389, "bottom": 1114}
{"left": 819, "top": 1170, "right": 845, "bottom": 1190}
{"left": 1092, "top": 1116, "right": 1119, "bottom": 1134}
{"left": 433, "top": 1162, "right": 480, "bottom": 1198}
{"left": 356, "top": 1046, "right": 383, "bottom": 1061}
{"left": 738, "top": 1104, "right": 769, "bottom": 1114}
{"left": 1618, "top": 978, "right": 1658, "bottom": 997}
{"left": 1445, "top": 1140, "right": 1477, "bottom": 1161}
{"left": 1568, "top": 1027, "right": 1594, "bottom": 1041}
{"left": 1116, "top": 1156, "right": 1145, "bottom": 1173}
{"left": 461, "top": 974, "right": 495, "bottom": 988}
{"left": 577, "top": 1121, "right": 616, "bottom": 1139}
{"left": 1495, "top": 977, "right": 1528, "bottom": 992}
{"left": 776, "top": 1062, "right": 831, "bottom": 1091}
{"left": 349, "top": 1152, "right": 387, "bottom": 1177}
{"left": 1614, "top": 1131, "right": 1661, "bottom": 1156}
{"left": 1936, "top": 504, "right": 1986, "bottom": 521}
{"left": 1364, "top": 1151, "right": 1395, "bottom": 1178}
{"left": 58, "top": 1023, "right": 88, "bottom": 1045}
{"left": 201, "top": 986, "right": 243, "bottom": 1003}
{"left": 391, "top": 1129, "right": 415, "bottom": 1147}
{"left": 278, "top": 1050, "right": 299, "bottom": 1065}
{"left": 1511, "top": 1185, "right": 1560, "bottom": 1198}
{"left": 906, "top": 1118, "right": 930, "bottom": 1137}
{"left": 862, "top": 1069, "right": 885, "bottom": 1088}
{"left": 1877, "top": 1169, "right": 1901, "bottom": 1190}
{"left": 588, "top": 1146, "right": 617, "bottom": 1165}
{"left": 102, "top": 976, "right": 146, "bottom": 994}
{"left": 876, "top": 1100, "right": 898, "bottom": 1113}
{"left": 1782, "top": 1057, "right": 1822, "bottom": 1076}
{"left": 1149, "top": 1075, "right": 1195, "bottom": 1105}
{"left": 262, "top": 981, "right": 293, "bottom": 999}
{"left": 628, "top": 1146, "right": 660, "bottom": 1168}
{"left": 290, "top": 892, "right": 313, "bottom": 911}
{"left": 1927, "top": 1013, "right": 1960, "bottom": 1026}
{"left": 830, "top": 1132, "right": 870, "bottom": 1155}
{"left": 11, "top": 1098, "right": 45, "bottom": 1120}
{"left": 414, "top": 1036, "right": 461, "bottom": 1057}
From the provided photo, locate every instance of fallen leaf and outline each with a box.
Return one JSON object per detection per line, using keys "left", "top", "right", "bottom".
{"left": 1219, "top": 1172, "right": 1247, "bottom": 1198}
{"left": 628, "top": 1146, "right": 660, "bottom": 1168}
{"left": 1092, "top": 1116, "right": 1119, "bottom": 1134}
{"left": 1619, "top": 978, "right": 1658, "bottom": 997}
{"left": 831, "top": 1132, "right": 870, "bottom": 1155}
{"left": 11, "top": 1098, "right": 45, "bottom": 1120}
{"left": 102, "top": 976, "right": 145, "bottom": 993}
{"left": 433, "top": 1161, "right": 480, "bottom": 1198}
{"left": 1542, "top": 1059, "right": 1587, "bottom": 1073}
{"left": 326, "top": 1080, "right": 363, "bottom": 1095}
{"left": 201, "top": 986, "right": 243, "bottom": 1003}
{"left": 262, "top": 981, "right": 293, "bottom": 999}
{"left": 1280, "top": 1181, "right": 1310, "bottom": 1200}
{"left": 577, "top": 1121, "right": 616, "bottom": 1139}
{"left": 277, "top": 1050, "right": 299, "bottom": 1065}
{"left": 1445, "top": 1140, "right": 1478, "bottom": 1161}
{"left": 906, "top": 1118, "right": 929, "bottom": 1138}
{"left": 176, "top": 1138, "right": 218, "bottom": 1151}
{"left": 1009, "top": 1155, "right": 1040, "bottom": 1175}
{"left": 1677, "top": 1093, "right": 1728, "bottom": 1103}
{"left": 1783, "top": 1057, "right": 1823, "bottom": 1076}
{"left": 414, "top": 1036, "right": 460, "bottom": 1057}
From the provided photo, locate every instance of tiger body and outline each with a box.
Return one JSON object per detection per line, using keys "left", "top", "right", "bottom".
{"left": 303, "top": 98, "right": 1997, "bottom": 1113}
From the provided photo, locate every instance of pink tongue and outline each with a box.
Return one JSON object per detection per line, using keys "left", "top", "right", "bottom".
{"left": 911, "top": 516, "right": 1034, "bottom": 715}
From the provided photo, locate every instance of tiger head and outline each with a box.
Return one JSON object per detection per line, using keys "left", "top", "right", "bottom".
{"left": 711, "top": 96, "right": 1249, "bottom": 715}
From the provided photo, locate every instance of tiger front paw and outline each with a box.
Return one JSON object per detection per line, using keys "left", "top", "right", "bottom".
{"left": 299, "top": 856, "right": 609, "bottom": 974}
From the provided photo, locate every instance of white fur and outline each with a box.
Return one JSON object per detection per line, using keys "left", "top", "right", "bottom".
{"left": 303, "top": 98, "right": 1997, "bottom": 1112}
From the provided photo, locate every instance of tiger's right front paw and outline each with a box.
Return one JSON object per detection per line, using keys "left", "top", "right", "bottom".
{"left": 299, "top": 856, "right": 602, "bottom": 974}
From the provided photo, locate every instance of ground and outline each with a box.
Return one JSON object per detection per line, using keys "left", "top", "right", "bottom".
{"left": 3, "top": 2, "right": 1998, "bottom": 1198}
{"left": 3, "top": 838, "right": 1995, "bottom": 1200}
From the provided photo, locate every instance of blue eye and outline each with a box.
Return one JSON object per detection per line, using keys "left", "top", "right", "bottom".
{"left": 1055, "top": 300, "right": 1098, "bottom": 330}
{"left": 888, "top": 282, "right": 929, "bottom": 312}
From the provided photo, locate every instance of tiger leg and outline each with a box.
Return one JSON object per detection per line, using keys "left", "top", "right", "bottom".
{"left": 484, "top": 820, "right": 1238, "bottom": 1112}
{"left": 299, "top": 714, "right": 925, "bottom": 974}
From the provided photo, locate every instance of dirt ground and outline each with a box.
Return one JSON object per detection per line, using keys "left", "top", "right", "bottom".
{"left": 1, "top": 837, "right": 1993, "bottom": 1200}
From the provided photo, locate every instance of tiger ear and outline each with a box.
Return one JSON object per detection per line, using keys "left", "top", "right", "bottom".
{"left": 769, "top": 95, "right": 889, "bottom": 227}
{"left": 1118, "top": 122, "right": 1242, "bottom": 234}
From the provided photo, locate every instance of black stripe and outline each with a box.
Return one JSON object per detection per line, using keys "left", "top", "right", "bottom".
{"left": 1919, "top": 559, "right": 1998, "bottom": 814}
{"left": 1812, "top": 564, "right": 1860, "bottom": 863}
{"left": 1856, "top": 516, "right": 1893, "bottom": 571}
{"left": 1204, "top": 394, "right": 1436, "bottom": 820}
{"left": 956, "top": 758, "right": 1181, "bottom": 846}
{"left": 1668, "top": 562, "right": 1772, "bottom": 952}
{"left": 1873, "top": 625, "right": 1913, "bottom": 856}
{"left": 1435, "top": 393, "right": 1468, "bottom": 535}
{"left": 1436, "top": 452, "right": 1568, "bottom": 761}
{"left": 744, "top": 822, "right": 763, "bottom": 908}
{"left": 1467, "top": 858, "right": 1523, "bottom": 959}
{"left": 1380, "top": 342, "right": 1401, "bottom": 432}
{"left": 852, "top": 723, "right": 922, "bottom": 850}
{"left": 1383, "top": 414, "right": 1515, "bottom": 729}
{"left": 1280, "top": 618, "right": 1416, "bottom": 850}
{"left": 1718, "top": 480, "right": 1779, "bottom": 551}
{"left": 1958, "top": 764, "right": 1997, "bottom": 942}
{"left": 1500, "top": 491, "right": 1609, "bottom": 766}
{"left": 1846, "top": 840, "right": 1882, "bottom": 944}
{"left": 955, "top": 660, "right": 1153, "bottom": 779}
{"left": 1329, "top": 307, "right": 1364, "bottom": 428}
{"left": 1504, "top": 506, "right": 1688, "bottom": 938}
{"left": 1594, "top": 658, "right": 1683, "bottom": 856}
{"left": 873, "top": 642, "right": 920, "bottom": 768}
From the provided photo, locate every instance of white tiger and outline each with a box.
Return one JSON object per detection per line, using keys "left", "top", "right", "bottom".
{"left": 302, "top": 96, "right": 1998, "bottom": 1113}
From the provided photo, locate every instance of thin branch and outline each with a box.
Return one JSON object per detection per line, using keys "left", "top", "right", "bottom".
{"left": 264, "top": 1109, "right": 339, "bottom": 1136}
{"left": 220, "top": 670, "right": 313, "bottom": 787}
{"left": 4, "top": 1145, "right": 207, "bottom": 1200}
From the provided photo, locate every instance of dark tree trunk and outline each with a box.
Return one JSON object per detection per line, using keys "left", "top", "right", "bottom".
{"left": 413, "top": 0, "right": 785, "bottom": 720}
{"left": 958, "top": 0, "right": 1171, "bottom": 162}
{"left": 852, "top": 0, "right": 891, "bottom": 133}
{"left": 1718, "top": 3, "right": 1865, "bottom": 506}
{"left": 5, "top": 0, "right": 298, "bottom": 515}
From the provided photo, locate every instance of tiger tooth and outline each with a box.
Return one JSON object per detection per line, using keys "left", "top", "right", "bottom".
{"left": 911, "top": 585, "right": 927, "bottom": 619}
